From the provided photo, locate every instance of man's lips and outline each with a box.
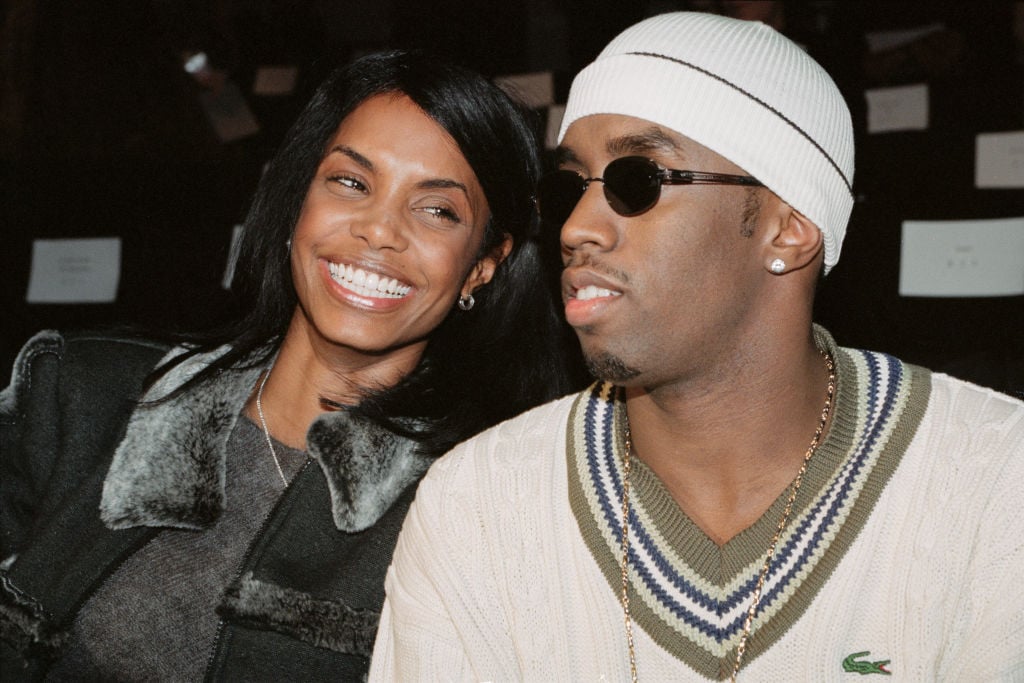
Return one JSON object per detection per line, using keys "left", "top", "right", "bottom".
{"left": 562, "top": 268, "right": 624, "bottom": 327}
{"left": 572, "top": 284, "right": 622, "bottom": 302}
{"left": 562, "top": 267, "right": 624, "bottom": 303}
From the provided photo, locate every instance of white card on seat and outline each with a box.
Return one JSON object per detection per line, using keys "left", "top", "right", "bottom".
{"left": 899, "top": 217, "right": 1024, "bottom": 297}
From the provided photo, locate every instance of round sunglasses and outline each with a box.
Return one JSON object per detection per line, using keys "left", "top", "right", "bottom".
{"left": 536, "top": 155, "right": 763, "bottom": 225}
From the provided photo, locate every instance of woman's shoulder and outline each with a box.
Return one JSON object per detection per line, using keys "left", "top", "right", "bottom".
{"left": 0, "top": 331, "right": 177, "bottom": 543}
{"left": 2, "top": 330, "right": 171, "bottom": 413}
{"left": 13, "top": 329, "right": 171, "bottom": 369}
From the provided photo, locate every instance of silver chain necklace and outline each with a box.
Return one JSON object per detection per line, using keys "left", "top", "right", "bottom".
{"left": 619, "top": 351, "right": 835, "bottom": 682}
{"left": 255, "top": 369, "right": 289, "bottom": 487}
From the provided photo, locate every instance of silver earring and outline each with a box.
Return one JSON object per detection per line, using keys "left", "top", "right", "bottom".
{"left": 457, "top": 293, "right": 475, "bottom": 311}
{"left": 770, "top": 258, "right": 786, "bottom": 274}
{"left": 286, "top": 238, "right": 292, "bottom": 251}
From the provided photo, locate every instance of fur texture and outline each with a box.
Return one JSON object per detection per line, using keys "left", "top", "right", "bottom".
{"left": 100, "top": 346, "right": 250, "bottom": 530}
{"left": 99, "top": 346, "right": 423, "bottom": 534}
{"left": 308, "top": 412, "right": 429, "bottom": 532}
{"left": 0, "top": 575, "right": 66, "bottom": 662}
{"left": 219, "top": 572, "right": 379, "bottom": 657}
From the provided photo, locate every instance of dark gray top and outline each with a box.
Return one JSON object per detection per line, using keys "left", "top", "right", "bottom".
{"left": 48, "top": 416, "right": 307, "bottom": 681}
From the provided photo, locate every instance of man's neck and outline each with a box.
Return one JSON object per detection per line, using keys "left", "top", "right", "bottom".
{"left": 622, "top": 342, "right": 833, "bottom": 545}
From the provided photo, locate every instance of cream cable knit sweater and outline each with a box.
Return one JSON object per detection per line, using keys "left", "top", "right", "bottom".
{"left": 371, "top": 341, "right": 1024, "bottom": 681}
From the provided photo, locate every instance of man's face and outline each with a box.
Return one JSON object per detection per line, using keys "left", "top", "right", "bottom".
{"left": 557, "top": 114, "right": 771, "bottom": 390}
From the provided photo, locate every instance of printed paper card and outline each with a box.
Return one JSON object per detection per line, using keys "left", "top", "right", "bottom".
{"left": 26, "top": 237, "right": 122, "bottom": 303}
{"left": 866, "top": 84, "right": 929, "bottom": 134}
{"left": 899, "top": 217, "right": 1024, "bottom": 297}
{"left": 975, "top": 130, "right": 1024, "bottom": 188}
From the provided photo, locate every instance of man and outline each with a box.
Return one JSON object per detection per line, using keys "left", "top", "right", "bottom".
{"left": 370, "top": 12, "right": 1024, "bottom": 681}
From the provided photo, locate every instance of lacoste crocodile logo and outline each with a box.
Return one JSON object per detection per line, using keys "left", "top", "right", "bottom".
{"left": 842, "top": 651, "right": 891, "bottom": 675}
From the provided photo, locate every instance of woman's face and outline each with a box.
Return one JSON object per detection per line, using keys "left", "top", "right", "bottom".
{"left": 289, "top": 93, "right": 501, "bottom": 362}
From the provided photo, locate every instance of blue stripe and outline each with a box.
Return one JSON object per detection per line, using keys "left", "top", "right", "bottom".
{"left": 579, "top": 352, "right": 908, "bottom": 646}
{"left": 585, "top": 384, "right": 629, "bottom": 547}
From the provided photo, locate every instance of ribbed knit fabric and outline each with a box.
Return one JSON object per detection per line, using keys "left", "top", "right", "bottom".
{"left": 565, "top": 330, "right": 924, "bottom": 678}
{"left": 371, "top": 332, "right": 1024, "bottom": 681}
{"left": 560, "top": 12, "right": 854, "bottom": 272}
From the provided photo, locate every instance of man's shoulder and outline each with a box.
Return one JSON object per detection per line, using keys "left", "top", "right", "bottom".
{"left": 926, "top": 370, "right": 1024, "bottom": 435}
{"left": 453, "top": 391, "right": 579, "bottom": 459}
{"left": 892, "top": 367, "right": 1024, "bottom": 490}
{"left": 422, "top": 391, "right": 582, "bottom": 487}
{"left": 839, "top": 344, "right": 1022, "bottom": 426}
{"left": 480, "top": 390, "right": 580, "bottom": 439}
{"left": 853, "top": 344, "right": 1024, "bottom": 434}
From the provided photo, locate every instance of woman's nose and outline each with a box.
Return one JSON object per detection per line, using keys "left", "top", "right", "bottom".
{"left": 350, "top": 204, "right": 409, "bottom": 252}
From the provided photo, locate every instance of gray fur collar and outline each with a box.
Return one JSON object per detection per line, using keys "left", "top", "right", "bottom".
{"left": 100, "top": 346, "right": 430, "bottom": 533}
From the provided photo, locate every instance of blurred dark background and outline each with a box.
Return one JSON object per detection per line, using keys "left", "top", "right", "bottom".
{"left": 2, "top": 0, "right": 1022, "bottom": 394}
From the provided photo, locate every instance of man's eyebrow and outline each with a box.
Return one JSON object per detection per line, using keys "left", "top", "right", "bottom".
{"left": 606, "top": 127, "right": 682, "bottom": 157}
{"left": 553, "top": 146, "right": 581, "bottom": 167}
{"left": 554, "top": 126, "right": 682, "bottom": 167}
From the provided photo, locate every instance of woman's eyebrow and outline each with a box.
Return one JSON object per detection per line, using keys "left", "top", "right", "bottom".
{"left": 328, "top": 145, "right": 374, "bottom": 171}
{"left": 328, "top": 145, "right": 469, "bottom": 197}
{"left": 417, "top": 178, "right": 469, "bottom": 196}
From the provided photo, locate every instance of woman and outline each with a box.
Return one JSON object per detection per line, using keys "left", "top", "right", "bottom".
{"left": 0, "top": 50, "right": 576, "bottom": 680}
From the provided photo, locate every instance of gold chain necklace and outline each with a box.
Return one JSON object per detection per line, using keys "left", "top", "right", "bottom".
{"left": 619, "top": 352, "right": 835, "bottom": 682}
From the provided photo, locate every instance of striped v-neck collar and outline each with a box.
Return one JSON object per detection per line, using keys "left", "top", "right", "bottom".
{"left": 567, "top": 328, "right": 931, "bottom": 679}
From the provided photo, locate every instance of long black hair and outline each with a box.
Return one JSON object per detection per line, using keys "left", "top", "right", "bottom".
{"left": 148, "top": 49, "right": 581, "bottom": 456}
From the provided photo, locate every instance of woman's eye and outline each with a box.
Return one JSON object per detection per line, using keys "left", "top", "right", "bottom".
{"left": 327, "top": 174, "right": 367, "bottom": 193}
{"left": 419, "top": 205, "right": 462, "bottom": 225}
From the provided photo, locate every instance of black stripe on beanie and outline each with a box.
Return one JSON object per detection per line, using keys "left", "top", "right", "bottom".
{"left": 627, "top": 50, "right": 854, "bottom": 196}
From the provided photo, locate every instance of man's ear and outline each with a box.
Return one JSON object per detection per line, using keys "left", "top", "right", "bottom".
{"left": 764, "top": 205, "right": 823, "bottom": 275}
{"left": 461, "top": 234, "right": 513, "bottom": 296}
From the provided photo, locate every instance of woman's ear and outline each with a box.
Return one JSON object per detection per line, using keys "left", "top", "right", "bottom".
{"left": 764, "top": 206, "right": 823, "bottom": 275}
{"left": 461, "top": 234, "right": 513, "bottom": 296}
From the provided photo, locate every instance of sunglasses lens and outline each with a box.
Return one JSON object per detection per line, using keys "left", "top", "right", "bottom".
{"left": 537, "top": 170, "right": 586, "bottom": 225}
{"left": 603, "top": 157, "right": 661, "bottom": 216}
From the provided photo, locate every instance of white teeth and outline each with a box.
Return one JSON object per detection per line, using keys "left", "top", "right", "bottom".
{"left": 328, "top": 262, "right": 411, "bottom": 299}
{"left": 575, "top": 285, "right": 621, "bottom": 301}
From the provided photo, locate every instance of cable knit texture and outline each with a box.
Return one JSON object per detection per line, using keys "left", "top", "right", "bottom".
{"left": 371, "top": 328, "right": 1024, "bottom": 681}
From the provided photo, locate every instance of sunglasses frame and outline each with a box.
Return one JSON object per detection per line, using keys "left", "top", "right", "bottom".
{"left": 537, "top": 155, "right": 763, "bottom": 225}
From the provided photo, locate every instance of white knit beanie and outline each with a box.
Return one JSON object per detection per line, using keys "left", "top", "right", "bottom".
{"left": 560, "top": 12, "right": 855, "bottom": 272}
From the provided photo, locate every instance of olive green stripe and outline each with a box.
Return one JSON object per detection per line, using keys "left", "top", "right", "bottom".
{"left": 566, "top": 335, "right": 932, "bottom": 679}
{"left": 740, "top": 357, "right": 932, "bottom": 669}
